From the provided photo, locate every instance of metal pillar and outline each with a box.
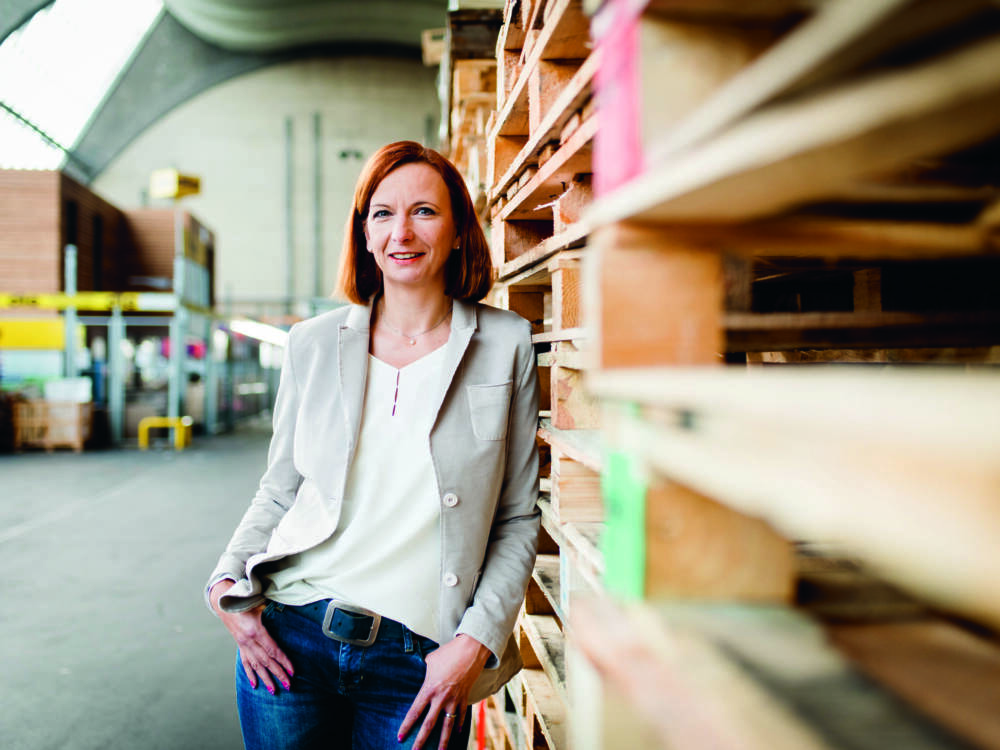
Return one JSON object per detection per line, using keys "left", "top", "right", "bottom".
{"left": 285, "top": 116, "right": 295, "bottom": 315}
{"left": 313, "top": 111, "right": 323, "bottom": 313}
{"left": 204, "top": 319, "right": 219, "bottom": 435}
{"left": 108, "top": 305, "right": 125, "bottom": 446}
{"left": 63, "top": 245, "right": 78, "bottom": 377}
{"left": 167, "top": 210, "right": 186, "bottom": 420}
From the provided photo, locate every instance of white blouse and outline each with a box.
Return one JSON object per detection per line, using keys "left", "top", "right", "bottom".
{"left": 264, "top": 345, "right": 448, "bottom": 640}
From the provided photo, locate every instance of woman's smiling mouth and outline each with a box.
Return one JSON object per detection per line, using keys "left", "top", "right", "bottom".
{"left": 389, "top": 251, "right": 424, "bottom": 261}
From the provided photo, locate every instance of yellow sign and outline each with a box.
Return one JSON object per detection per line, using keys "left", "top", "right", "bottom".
{"left": 150, "top": 168, "right": 201, "bottom": 199}
{"left": 0, "top": 319, "right": 84, "bottom": 349}
{"left": 0, "top": 292, "right": 174, "bottom": 311}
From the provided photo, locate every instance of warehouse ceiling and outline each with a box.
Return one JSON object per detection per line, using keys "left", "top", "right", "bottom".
{"left": 0, "top": 0, "right": 447, "bottom": 182}
{"left": 162, "top": 0, "right": 446, "bottom": 52}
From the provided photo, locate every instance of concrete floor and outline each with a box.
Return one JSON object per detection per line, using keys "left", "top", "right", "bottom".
{"left": 0, "top": 421, "right": 273, "bottom": 750}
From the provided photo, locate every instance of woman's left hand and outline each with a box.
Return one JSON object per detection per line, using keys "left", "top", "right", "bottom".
{"left": 398, "top": 633, "right": 491, "bottom": 750}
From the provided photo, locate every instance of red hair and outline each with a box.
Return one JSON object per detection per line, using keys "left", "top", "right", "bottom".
{"left": 336, "top": 141, "right": 492, "bottom": 304}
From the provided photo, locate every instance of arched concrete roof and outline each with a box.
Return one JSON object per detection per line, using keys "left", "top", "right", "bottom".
{"left": 163, "top": 0, "right": 445, "bottom": 53}
{"left": 0, "top": 0, "right": 446, "bottom": 182}
{"left": 0, "top": 0, "right": 49, "bottom": 44}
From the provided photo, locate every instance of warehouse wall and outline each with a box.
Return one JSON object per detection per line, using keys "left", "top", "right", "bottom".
{"left": 93, "top": 55, "right": 439, "bottom": 316}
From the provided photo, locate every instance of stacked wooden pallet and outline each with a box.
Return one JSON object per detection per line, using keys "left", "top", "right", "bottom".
{"left": 455, "top": 2, "right": 599, "bottom": 749}
{"left": 572, "top": 0, "right": 1000, "bottom": 748}
{"left": 444, "top": 0, "right": 1000, "bottom": 748}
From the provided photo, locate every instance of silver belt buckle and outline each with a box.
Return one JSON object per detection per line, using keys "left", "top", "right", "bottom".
{"left": 321, "top": 599, "right": 381, "bottom": 647}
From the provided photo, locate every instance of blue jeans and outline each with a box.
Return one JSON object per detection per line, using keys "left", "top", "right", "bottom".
{"left": 235, "top": 601, "right": 471, "bottom": 750}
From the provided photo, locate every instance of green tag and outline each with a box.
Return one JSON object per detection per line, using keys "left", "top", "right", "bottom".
{"left": 601, "top": 448, "right": 646, "bottom": 600}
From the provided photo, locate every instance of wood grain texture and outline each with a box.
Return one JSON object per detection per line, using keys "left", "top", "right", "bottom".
{"left": 586, "top": 222, "right": 724, "bottom": 367}
{"left": 829, "top": 621, "right": 1000, "bottom": 750}
{"left": 645, "top": 478, "right": 795, "bottom": 601}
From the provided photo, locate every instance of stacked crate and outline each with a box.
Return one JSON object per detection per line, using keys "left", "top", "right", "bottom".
{"left": 574, "top": 1, "right": 1000, "bottom": 749}
{"left": 476, "top": 2, "right": 598, "bottom": 749}
{"left": 446, "top": 1, "right": 1000, "bottom": 748}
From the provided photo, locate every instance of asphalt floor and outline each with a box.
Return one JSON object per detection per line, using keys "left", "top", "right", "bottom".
{"left": 0, "top": 419, "right": 273, "bottom": 750}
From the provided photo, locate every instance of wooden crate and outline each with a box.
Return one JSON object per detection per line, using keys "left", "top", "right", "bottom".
{"left": 14, "top": 400, "right": 92, "bottom": 452}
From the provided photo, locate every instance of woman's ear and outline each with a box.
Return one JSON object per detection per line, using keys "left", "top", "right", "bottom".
{"left": 363, "top": 221, "right": 372, "bottom": 252}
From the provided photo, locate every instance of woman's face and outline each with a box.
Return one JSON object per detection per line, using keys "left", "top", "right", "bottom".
{"left": 364, "top": 162, "right": 458, "bottom": 296}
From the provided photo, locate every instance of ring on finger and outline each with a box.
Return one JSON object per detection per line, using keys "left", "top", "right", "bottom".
{"left": 444, "top": 713, "right": 458, "bottom": 719}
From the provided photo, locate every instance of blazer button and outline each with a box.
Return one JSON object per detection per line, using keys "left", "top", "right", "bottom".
{"left": 442, "top": 492, "right": 459, "bottom": 508}
{"left": 443, "top": 572, "right": 459, "bottom": 587}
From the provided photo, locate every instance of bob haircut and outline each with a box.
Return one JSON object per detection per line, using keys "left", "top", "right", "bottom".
{"left": 336, "top": 141, "right": 493, "bottom": 304}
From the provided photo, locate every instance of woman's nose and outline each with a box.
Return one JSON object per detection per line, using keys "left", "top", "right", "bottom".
{"left": 390, "top": 215, "right": 413, "bottom": 242}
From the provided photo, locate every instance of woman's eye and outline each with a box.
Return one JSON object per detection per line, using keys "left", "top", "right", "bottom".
{"left": 415, "top": 206, "right": 435, "bottom": 216}
{"left": 371, "top": 209, "right": 390, "bottom": 219}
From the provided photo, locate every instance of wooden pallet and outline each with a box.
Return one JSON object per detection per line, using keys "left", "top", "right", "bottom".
{"left": 572, "top": 595, "right": 1000, "bottom": 750}
{"left": 13, "top": 400, "right": 92, "bottom": 453}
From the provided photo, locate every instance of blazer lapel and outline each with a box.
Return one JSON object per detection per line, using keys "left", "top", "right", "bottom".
{"left": 431, "top": 299, "right": 477, "bottom": 423}
{"left": 338, "top": 301, "right": 373, "bottom": 456}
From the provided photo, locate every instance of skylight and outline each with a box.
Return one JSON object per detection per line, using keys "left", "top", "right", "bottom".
{"left": 0, "top": 0, "right": 163, "bottom": 171}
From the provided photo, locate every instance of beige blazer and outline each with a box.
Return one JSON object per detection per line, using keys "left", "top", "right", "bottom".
{"left": 207, "top": 298, "right": 541, "bottom": 702}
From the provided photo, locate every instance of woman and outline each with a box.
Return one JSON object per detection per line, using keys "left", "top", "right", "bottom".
{"left": 206, "top": 140, "right": 541, "bottom": 750}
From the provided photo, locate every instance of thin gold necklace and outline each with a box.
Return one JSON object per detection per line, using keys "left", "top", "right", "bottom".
{"left": 379, "top": 301, "right": 452, "bottom": 346}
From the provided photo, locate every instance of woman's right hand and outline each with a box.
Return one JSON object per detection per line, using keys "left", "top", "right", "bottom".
{"left": 209, "top": 579, "right": 295, "bottom": 694}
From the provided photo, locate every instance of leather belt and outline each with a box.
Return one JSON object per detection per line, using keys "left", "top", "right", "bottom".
{"left": 282, "top": 599, "right": 402, "bottom": 647}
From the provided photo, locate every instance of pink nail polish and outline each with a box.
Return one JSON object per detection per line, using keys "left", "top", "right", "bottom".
{"left": 268, "top": 686, "right": 275, "bottom": 695}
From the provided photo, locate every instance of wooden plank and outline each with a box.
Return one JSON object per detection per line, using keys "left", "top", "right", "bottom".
{"left": 587, "top": 368, "right": 1000, "bottom": 454}
{"left": 748, "top": 347, "right": 1000, "bottom": 365}
{"left": 829, "top": 621, "right": 1000, "bottom": 750}
{"left": 553, "top": 174, "right": 593, "bottom": 235}
{"left": 644, "top": 478, "right": 795, "bottom": 601}
{"left": 571, "top": 599, "right": 831, "bottom": 750}
{"left": 492, "top": 49, "right": 598, "bottom": 203}
{"left": 653, "top": 0, "right": 993, "bottom": 158}
{"left": 593, "top": 10, "right": 777, "bottom": 194}
{"left": 549, "top": 255, "right": 581, "bottom": 330}
{"left": 612, "top": 217, "right": 1000, "bottom": 260}
{"left": 490, "top": 217, "right": 550, "bottom": 266}
{"left": 521, "top": 666, "right": 567, "bottom": 750}
{"left": 551, "top": 362, "right": 600, "bottom": 429}
{"left": 587, "top": 34, "right": 1000, "bottom": 226}
{"left": 531, "top": 326, "right": 587, "bottom": 344}
{"left": 724, "top": 311, "right": 1000, "bottom": 351}
{"left": 530, "top": 60, "right": 579, "bottom": 135}
{"left": 536, "top": 0, "right": 590, "bottom": 61}
{"left": 532, "top": 553, "right": 564, "bottom": 621}
{"left": 537, "top": 496, "right": 567, "bottom": 547}
{"left": 537, "top": 417, "right": 602, "bottom": 471}
{"left": 498, "top": 219, "right": 590, "bottom": 282}
{"left": 520, "top": 612, "right": 569, "bottom": 705}
{"left": 574, "top": 598, "right": 977, "bottom": 750}
{"left": 588, "top": 368, "right": 1000, "bottom": 630}
{"left": 538, "top": 347, "right": 592, "bottom": 370}
{"left": 561, "top": 520, "right": 604, "bottom": 582}
{"left": 551, "top": 452, "right": 603, "bottom": 523}
{"left": 491, "top": 0, "right": 588, "bottom": 145}
{"left": 525, "top": 566, "right": 556, "bottom": 616}
{"left": 488, "top": 134, "right": 529, "bottom": 194}
{"left": 587, "top": 222, "right": 724, "bottom": 367}
{"left": 497, "top": 285, "right": 547, "bottom": 333}
{"left": 500, "top": 112, "right": 597, "bottom": 221}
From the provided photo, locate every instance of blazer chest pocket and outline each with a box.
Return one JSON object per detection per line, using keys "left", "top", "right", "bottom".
{"left": 466, "top": 381, "right": 513, "bottom": 441}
